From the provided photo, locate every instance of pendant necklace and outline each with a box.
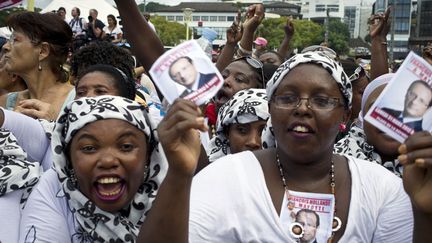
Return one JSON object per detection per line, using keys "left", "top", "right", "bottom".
{"left": 276, "top": 153, "right": 342, "bottom": 243}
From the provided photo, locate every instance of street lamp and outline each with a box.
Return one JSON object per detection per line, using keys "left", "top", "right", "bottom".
{"left": 182, "top": 8, "right": 194, "bottom": 40}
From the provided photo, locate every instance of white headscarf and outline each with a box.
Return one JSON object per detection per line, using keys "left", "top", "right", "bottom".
{"left": 51, "top": 95, "right": 167, "bottom": 242}
{"left": 208, "top": 89, "right": 269, "bottom": 162}
{"left": 262, "top": 52, "right": 352, "bottom": 149}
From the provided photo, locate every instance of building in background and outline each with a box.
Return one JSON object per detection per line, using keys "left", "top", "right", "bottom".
{"left": 409, "top": 0, "right": 432, "bottom": 53}
{"left": 373, "top": 0, "right": 412, "bottom": 60}
{"left": 154, "top": 2, "right": 238, "bottom": 45}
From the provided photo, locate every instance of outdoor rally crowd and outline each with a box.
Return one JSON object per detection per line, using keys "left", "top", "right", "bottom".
{"left": 0, "top": 0, "right": 431, "bottom": 242}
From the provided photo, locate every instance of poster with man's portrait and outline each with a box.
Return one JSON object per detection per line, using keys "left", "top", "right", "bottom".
{"left": 280, "top": 190, "right": 336, "bottom": 243}
{"left": 364, "top": 52, "right": 432, "bottom": 142}
{"left": 149, "top": 40, "right": 223, "bottom": 105}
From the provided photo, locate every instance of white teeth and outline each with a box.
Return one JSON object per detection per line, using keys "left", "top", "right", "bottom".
{"left": 97, "top": 177, "right": 120, "bottom": 184}
{"left": 99, "top": 188, "right": 122, "bottom": 196}
{"left": 293, "top": 126, "right": 309, "bottom": 133}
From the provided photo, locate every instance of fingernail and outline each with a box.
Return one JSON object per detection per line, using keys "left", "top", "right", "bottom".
{"left": 398, "top": 154, "right": 407, "bottom": 164}
{"left": 415, "top": 158, "right": 425, "bottom": 166}
{"left": 196, "top": 117, "right": 204, "bottom": 124}
{"left": 398, "top": 144, "right": 407, "bottom": 154}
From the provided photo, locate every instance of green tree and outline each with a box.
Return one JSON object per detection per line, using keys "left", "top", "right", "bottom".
{"left": 0, "top": 7, "right": 26, "bottom": 27}
{"left": 258, "top": 17, "right": 324, "bottom": 51}
{"left": 139, "top": 2, "right": 169, "bottom": 13}
{"left": 328, "top": 19, "right": 350, "bottom": 55}
{"left": 152, "top": 16, "right": 186, "bottom": 46}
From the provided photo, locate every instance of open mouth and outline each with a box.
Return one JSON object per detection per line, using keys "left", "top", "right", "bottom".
{"left": 287, "top": 123, "right": 315, "bottom": 138}
{"left": 94, "top": 176, "right": 125, "bottom": 201}
{"left": 215, "top": 90, "right": 230, "bottom": 105}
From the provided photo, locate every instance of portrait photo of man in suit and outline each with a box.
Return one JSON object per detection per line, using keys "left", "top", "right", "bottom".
{"left": 168, "top": 56, "right": 216, "bottom": 97}
{"left": 382, "top": 80, "right": 432, "bottom": 132}
{"left": 295, "top": 209, "right": 320, "bottom": 243}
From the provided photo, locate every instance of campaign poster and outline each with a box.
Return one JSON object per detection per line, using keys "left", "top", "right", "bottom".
{"left": 0, "top": 0, "right": 22, "bottom": 10}
{"left": 149, "top": 40, "right": 223, "bottom": 106}
{"left": 364, "top": 51, "right": 432, "bottom": 142}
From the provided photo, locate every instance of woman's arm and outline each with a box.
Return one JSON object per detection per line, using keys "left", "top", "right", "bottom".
{"left": 137, "top": 99, "right": 207, "bottom": 243}
{"left": 369, "top": 7, "right": 391, "bottom": 81}
{"left": 0, "top": 108, "right": 49, "bottom": 163}
{"left": 216, "top": 12, "right": 242, "bottom": 72}
{"left": 277, "top": 17, "right": 294, "bottom": 60}
{"left": 237, "top": 4, "right": 265, "bottom": 57}
{"left": 113, "top": 0, "right": 164, "bottom": 72}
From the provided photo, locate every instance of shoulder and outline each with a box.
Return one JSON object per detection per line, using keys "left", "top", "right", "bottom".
{"left": 381, "top": 107, "right": 401, "bottom": 116}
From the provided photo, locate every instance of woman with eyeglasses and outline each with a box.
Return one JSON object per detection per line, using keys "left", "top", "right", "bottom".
{"left": 0, "top": 11, "right": 73, "bottom": 121}
{"left": 160, "top": 52, "right": 412, "bottom": 242}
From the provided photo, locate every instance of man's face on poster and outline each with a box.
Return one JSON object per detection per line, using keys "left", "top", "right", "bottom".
{"left": 404, "top": 82, "right": 432, "bottom": 118}
{"left": 169, "top": 57, "right": 198, "bottom": 89}
{"left": 297, "top": 211, "right": 318, "bottom": 243}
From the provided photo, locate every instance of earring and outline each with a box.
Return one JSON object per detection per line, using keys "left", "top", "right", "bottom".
{"left": 338, "top": 123, "right": 347, "bottom": 132}
{"left": 70, "top": 169, "right": 78, "bottom": 187}
{"left": 38, "top": 62, "right": 42, "bottom": 71}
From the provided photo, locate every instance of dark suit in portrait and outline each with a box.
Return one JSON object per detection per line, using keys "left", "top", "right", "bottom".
{"left": 381, "top": 107, "right": 423, "bottom": 132}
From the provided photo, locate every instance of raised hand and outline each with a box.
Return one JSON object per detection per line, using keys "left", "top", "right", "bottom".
{"left": 398, "top": 131, "right": 432, "bottom": 213}
{"left": 284, "top": 16, "right": 295, "bottom": 39}
{"left": 369, "top": 7, "right": 391, "bottom": 39}
{"left": 242, "top": 4, "right": 265, "bottom": 32}
{"left": 157, "top": 99, "right": 208, "bottom": 178}
{"left": 226, "top": 11, "right": 243, "bottom": 44}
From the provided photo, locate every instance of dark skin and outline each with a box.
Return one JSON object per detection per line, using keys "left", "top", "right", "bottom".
{"left": 254, "top": 64, "right": 351, "bottom": 241}
{"left": 369, "top": 7, "right": 391, "bottom": 80}
{"left": 398, "top": 132, "right": 432, "bottom": 243}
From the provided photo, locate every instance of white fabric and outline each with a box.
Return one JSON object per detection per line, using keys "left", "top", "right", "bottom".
{"left": 0, "top": 190, "right": 24, "bottom": 243}
{"left": 19, "top": 169, "right": 87, "bottom": 242}
{"left": 189, "top": 151, "right": 413, "bottom": 243}
{"left": 1, "top": 108, "right": 51, "bottom": 170}
{"left": 102, "top": 25, "right": 122, "bottom": 38}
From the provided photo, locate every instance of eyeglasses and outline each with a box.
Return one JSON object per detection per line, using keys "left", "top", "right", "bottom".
{"left": 349, "top": 66, "right": 370, "bottom": 82}
{"left": 234, "top": 56, "right": 265, "bottom": 88}
{"left": 301, "top": 45, "right": 338, "bottom": 61}
{"left": 272, "top": 94, "right": 342, "bottom": 110}
{"left": 8, "top": 32, "right": 38, "bottom": 46}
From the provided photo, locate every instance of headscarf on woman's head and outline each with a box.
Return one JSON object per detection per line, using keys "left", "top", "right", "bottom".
{"left": 262, "top": 52, "right": 352, "bottom": 149}
{"left": 357, "top": 73, "right": 394, "bottom": 128}
{"left": 51, "top": 95, "right": 167, "bottom": 242}
{"left": 208, "top": 89, "right": 269, "bottom": 162}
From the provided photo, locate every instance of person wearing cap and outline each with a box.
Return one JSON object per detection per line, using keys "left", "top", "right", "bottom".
{"left": 253, "top": 37, "right": 268, "bottom": 58}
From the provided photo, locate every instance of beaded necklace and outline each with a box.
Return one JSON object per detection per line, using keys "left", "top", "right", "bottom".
{"left": 276, "top": 153, "right": 342, "bottom": 242}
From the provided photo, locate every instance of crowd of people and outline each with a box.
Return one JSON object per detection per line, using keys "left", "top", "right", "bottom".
{"left": 0, "top": 0, "right": 431, "bottom": 242}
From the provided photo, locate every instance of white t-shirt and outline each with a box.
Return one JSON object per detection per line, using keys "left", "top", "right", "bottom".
{"left": 0, "top": 190, "right": 24, "bottom": 242}
{"left": 102, "top": 25, "right": 122, "bottom": 39}
{"left": 189, "top": 151, "right": 413, "bottom": 242}
{"left": 19, "top": 169, "right": 88, "bottom": 242}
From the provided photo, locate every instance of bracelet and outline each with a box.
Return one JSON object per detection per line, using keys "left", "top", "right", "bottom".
{"left": 238, "top": 43, "right": 252, "bottom": 55}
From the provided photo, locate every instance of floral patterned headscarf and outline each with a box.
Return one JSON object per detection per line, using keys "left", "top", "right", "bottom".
{"left": 51, "top": 95, "right": 167, "bottom": 242}
{"left": 262, "top": 52, "right": 352, "bottom": 148}
{"left": 208, "top": 89, "right": 269, "bottom": 162}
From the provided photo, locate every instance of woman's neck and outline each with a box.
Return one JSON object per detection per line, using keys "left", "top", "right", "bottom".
{"left": 22, "top": 68, "right": 60, "bottom": 100}
{"left": 277, "top": 150, "right": 334, "bottom": 190}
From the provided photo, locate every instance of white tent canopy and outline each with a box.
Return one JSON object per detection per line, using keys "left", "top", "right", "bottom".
{"left": 41, "top": 0, "right": 119, "bottom": 24}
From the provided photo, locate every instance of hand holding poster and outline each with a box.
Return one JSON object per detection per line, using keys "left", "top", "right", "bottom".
{"left": 149, "top": 40, "right": 223, "bottom": 106}
{"left": 364, "top": 52, "right": 432, "bottom": 142}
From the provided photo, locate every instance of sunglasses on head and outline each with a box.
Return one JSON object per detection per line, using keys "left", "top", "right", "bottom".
{"left": 234, "top": 56, "right": 265, "bottom": 88}
{"left": 301, "top": 45, "right": 338, "bottom": 61}
{"left": 349, "top": 65, "right": 370, "bottom": 82}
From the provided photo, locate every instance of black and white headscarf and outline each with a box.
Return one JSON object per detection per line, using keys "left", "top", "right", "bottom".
{"left": 0, "top": 128, "right": 41, "bottom": 205}
{"left": 208, "top": 89, "right": 269, "bottom": 162}
{"left": 334, "top": 73, "right": 402, "bottom": 177}
{"left": 51, "top": 95, "right": 167, "bottom": 242}
{"left": 262, "top": 52, "right": 352, "bottom": 148}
